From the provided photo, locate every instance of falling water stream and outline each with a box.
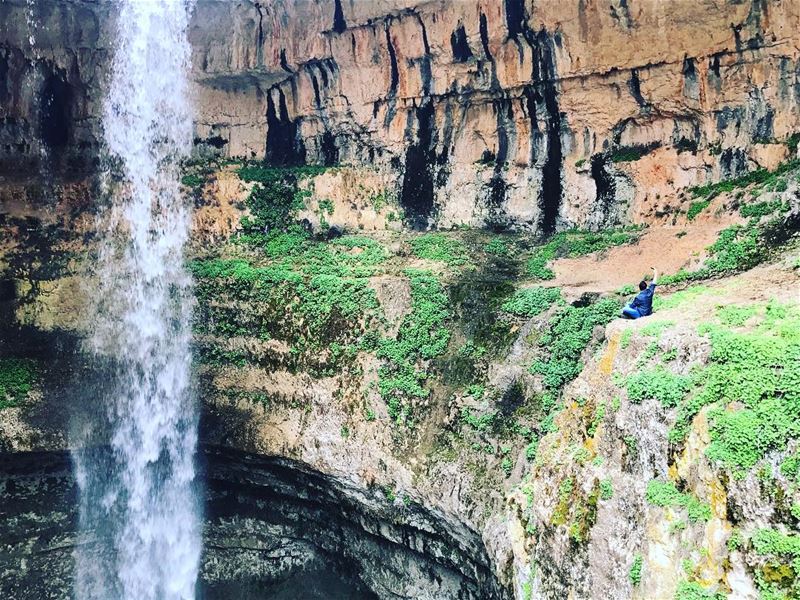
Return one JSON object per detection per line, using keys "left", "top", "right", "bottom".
{"left": 72, "top": 1, "right": 200, "bottom": 599}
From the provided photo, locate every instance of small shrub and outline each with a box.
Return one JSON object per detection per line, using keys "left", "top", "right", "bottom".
{"left": 611, "top": 144, "right": 658, "bottom": 163}
{"left": 502, "top": 287, "right": 561, "bottom": 317}
{"left": 645, "top": 480, "right": 712, "bottom": 522}
{"left": 410, "top": 233, "right": 469, "bottom": 266}
{"left": 485, "top": 238, "right": 510, "bottom": 256}
{"left": 629, "top": 554, "right": 643, "bottom": 586}
{"left": 740, "top": 198, "right": 784, "bottom": 219}
{"left": 626, "top": 367, "right": 691, "bottom": 408}
{"left": 686, "top": 200, "right": 710, "bottom": 221}
{"left": 599, "top": 479, "right": 613, "bottom": 500}
{"left": 0, "top": 358, "right": 37, "bottom": 409}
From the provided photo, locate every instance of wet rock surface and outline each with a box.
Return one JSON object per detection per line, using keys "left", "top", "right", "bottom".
{"left": 0, "top": 448, "right": 509, "bottom": 599}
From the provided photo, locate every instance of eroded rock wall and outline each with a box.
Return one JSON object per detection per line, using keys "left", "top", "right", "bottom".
{"left": 3, "top": 0, "right": 799, "bottom": 230}
{"left": 189, "top": 0, "right": 800, "bottom": 229}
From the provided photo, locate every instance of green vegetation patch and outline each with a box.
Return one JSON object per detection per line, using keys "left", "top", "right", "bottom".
{"left": 740, "top": 199, "right": 784, "bottom": 219}
{"left": 189, "top": 248, "right": 380, "bottom": 370}
{"left": 530, "top": 298, "right": 620, "bottom": 391}
{"left": 611, "top": 144, "right": 659, "bottom": 163}
{"left": 237, "top": 164, "right": 325, "bottom": 245}
{"left": 688, "top": 159, "right": 798, "bottom": 200}
{"left": 626, "top": 367, "right": 691, "bottom": 408}
{"left": 669, "top": 304, "right": 800, "bottom": 465}
{"left": 410, "top": 233, "right": 469, "bottom": 266}
{"left": 654, "top": 285, "right": 714, "bottom": 311}
{"left": 686, "top": 200, "right": 711, "bottom": 221}
{"left": 377, "top": 269, "right": 452, "bottom": 424}
{"left": 0, "top": 358, "right": 37, "bottom": 409}
{"left": 502, "top": 286, "right": 561, "bottom": 317}
{"left": 716, "top": 304, "right": 758, "bottom": 326}
{"left": 702, "top": 308, "right": 800, "bottom": 474}
{"left": 629, "top": 554, "right": 643, "bottom": 586}
{"left": 674, "top": 581, "right": 726, "bottom": 600}
{"left": 599, "top": 479, "right": 613, "bottom": 500}
{"left": 645, "top": 480, "right": 712, "bottom": 523}
{"left": 484, "top": 238, "right": 510, "bottom": 256}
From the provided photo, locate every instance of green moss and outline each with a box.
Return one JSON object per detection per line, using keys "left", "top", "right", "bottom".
{"left": 626, "top": 367, "right": 691, "bottom": 408}
{"left": 629, "top": 554, "right": 643, "bottom": 586}
{"left": 410, "top": 233, "right": 469, "bottom": 266}
{"left": 686, "top": 200, "right": 711, "bottom": 221}
{"left": 0, "top": 359, "right": 37, "bottom": 409}
{"left": 502, "top": 286, "right": 561, "bottom": 317}
{"left": 645, "top": 480, "right": 712, "bottom": 522}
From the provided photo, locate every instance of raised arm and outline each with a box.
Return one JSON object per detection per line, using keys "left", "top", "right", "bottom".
{"left": 651, "top": 267, "right": 658, "bottom": 285}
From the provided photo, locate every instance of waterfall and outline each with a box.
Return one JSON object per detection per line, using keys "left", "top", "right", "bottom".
{"left": 72, "top": 1, "right": 201, "bottom": 599}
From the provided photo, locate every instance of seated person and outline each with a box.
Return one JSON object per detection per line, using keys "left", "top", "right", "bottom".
{"left": 622, "top": 267, "right": 658, "bottom": 319}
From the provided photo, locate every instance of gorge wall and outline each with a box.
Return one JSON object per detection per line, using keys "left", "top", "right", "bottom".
{"left": 2, "top": 2, "right": 800, "bottom": 600}
{"left": 3, "top": 0, "right": 800, "bottom": 229}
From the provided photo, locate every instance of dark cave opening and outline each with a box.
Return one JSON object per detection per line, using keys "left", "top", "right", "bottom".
{"left": 400, "top": 101, "right": 437, "bottom": 229}
{"left": 38, "top": 72, "right": 71, "bottom": 151}
{"left": 265, "top": 88, "right": 305, "bottom": 166}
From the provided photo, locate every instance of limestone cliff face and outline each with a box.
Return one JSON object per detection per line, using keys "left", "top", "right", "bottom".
{"left": 188, "top": 0, "right": 800, "bottom": 229}
{"left": 3, "top": 0, "right": 800, "bottom": 230}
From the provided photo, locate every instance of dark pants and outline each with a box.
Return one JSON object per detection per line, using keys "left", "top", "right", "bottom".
{"left": 621, "top": 304, "right": 644, "bottom": 319}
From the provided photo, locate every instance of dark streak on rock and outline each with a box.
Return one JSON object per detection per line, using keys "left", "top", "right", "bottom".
{"left": 333, "top": 0, "right": 347, "bottom": 34}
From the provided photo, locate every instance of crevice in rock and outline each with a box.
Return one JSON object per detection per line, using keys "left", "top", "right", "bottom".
{"left": 332, "top": 0, "right": 347, "bottom": 34}
{"left": 504, "top": 0, "right": 526, "bottom": 39}
{"left": 590, "top": 153, "right": 617, "bottom": 227}
{"left": 265, "top": 87, "right": 305, "bottom": 166}
{"left": 254, "top": 3, "right": 264, "bottom": 64}
{"left": 627, "top": 69, "right": 649, "bottom": 109}
{"left": 279, "top": 49, "right": 293, "bottom": 74}
{"left": 38, "top": 68, "right": 71, "bottom": 152}
{"left": 534, "top": 30, "right": 563, "bottom": 236}
{"left": 400, "top": 101, "right": 436, "bottom": 229}
{"left": 450, "top": 24, "right": 473, "bottom": 62}
{"left": 385, "top": 22, "right": 399, "bottom": 96}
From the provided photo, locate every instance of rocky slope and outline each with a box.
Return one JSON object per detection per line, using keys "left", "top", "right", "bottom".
{"left": 2, "top": 149, "right": 800, "bottom": 597}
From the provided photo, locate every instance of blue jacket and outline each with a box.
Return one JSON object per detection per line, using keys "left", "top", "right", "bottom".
{"left": 631, "top": 283, "right": 657, "bottom": 316}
